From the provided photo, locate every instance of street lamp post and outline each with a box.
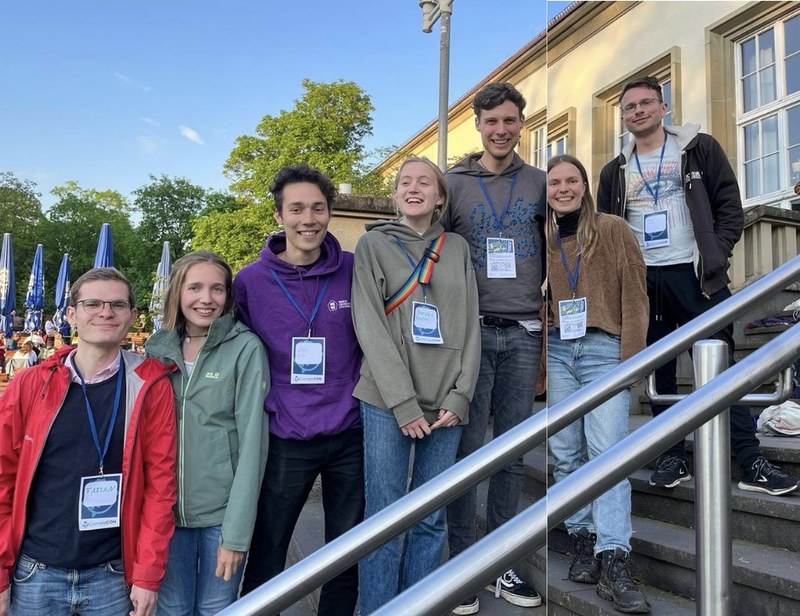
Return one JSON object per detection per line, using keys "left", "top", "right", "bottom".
{"left": 419, "top": 0, "right": 453, "bottom": 171}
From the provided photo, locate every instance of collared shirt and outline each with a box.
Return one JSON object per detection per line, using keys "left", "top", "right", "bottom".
{"left": 65, "top": 350, "right": 122, "bottom": 384}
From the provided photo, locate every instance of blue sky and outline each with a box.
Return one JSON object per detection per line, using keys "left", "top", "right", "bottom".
{"left": 1, "top": 1, "right": 570, "bottom": 208}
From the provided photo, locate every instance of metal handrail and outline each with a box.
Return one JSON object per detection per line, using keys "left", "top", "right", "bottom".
{"left": 221, "top": 254, "right": 800, "bottom": 616}
{"left": 378, "top": 322, "right": 800, "bottom": 615}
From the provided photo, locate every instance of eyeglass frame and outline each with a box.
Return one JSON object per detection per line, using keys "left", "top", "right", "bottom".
{"left": 621, "top": 97, "right": 664, "bottom": 115}
{"left": 73, "top": 299, "right": 132, "bottom": 314}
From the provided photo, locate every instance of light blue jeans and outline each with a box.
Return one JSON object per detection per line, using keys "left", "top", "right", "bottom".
{"left": 447, "top": 325, "right": 542, "bottom": 558}
{"left": 10, "top": 554, "right": 130, "bottom": 616}
{"left": 359, "top": 401, "right": 462, "bottom": 614}
{"left": 547, "top": 329, "right": 632, "bottom": 553}
{"left": 156, "top": 526, "right": 243, "bottom": 616}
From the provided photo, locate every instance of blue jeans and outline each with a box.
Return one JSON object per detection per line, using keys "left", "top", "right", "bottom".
{"left": 447, "top": 325, "right": 541, "bottom": 557}
{"left": 242, "top": 429, "right": 364, "bottom": 616}
{"left": 10, "top": 554, "right": 130, "bottom": 616}
{"left": 547, "top": 329, "right": 632, "bottom": 553}
{"left": 359, "top": 402, "right": 462, "bottom": 614}
{"left": 156, "top": 526, "right": 242, "bottom": 616}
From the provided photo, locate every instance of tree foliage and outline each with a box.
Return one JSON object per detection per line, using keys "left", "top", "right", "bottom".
{"left": 191, "top": 202, "right": 278, "bottom": 273}
{"left": 41, "top": 181, "right": 142, "bottom": 304}
{"left": 0, "top": 172, "right": 47, "bottom": 306}
{"left": 224, "top": 79, "right": 375, "bottom": 205}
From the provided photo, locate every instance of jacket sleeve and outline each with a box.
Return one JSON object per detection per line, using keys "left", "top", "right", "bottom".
{"left": 220, "top": 336, "right": 270, "bottom": 552}
{"left": 597, "top": 161, "right": 616, "bottom": 215}
{"left": 439, "top": 242, "right": 481, "bottom": 421}
{"left": 618, "top": 223, "right": 650, "bottom": 362}
{"left": 130, "top": 377, "right": 177, "bottom": 592}
{"left": 703, "top": 135, "right": 744, "bottom": 256}
{"left": 0, "top": 379, "right": 25, "bottom": 592}
{"left": 351, "top": 234, "right": 425, "bottom": 427}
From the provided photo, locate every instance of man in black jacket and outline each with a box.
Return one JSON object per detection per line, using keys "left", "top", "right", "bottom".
{"left": 597, "top": 76, "right": 797, "bottom": 498}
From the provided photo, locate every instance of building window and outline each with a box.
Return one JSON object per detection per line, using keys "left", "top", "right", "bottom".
{"left": 547, "top": 133, "right": 568, "bottom": 160}
{"left": 737, "top": 12, "right": 800, "bottom": 200}
{"left": 529, "top": 122, "right": 547, "bottom": 169}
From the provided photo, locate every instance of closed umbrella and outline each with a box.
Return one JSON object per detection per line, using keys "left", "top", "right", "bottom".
{"left": 0, "top": 233, "right": 15, "bottom": 337}
{"left": 24, "top": 244, "right": 45, "bottom": 332}
{"left": 93, "top": 223, "right": 114, "bottom": 268}
{"left": 149, "top": 241, "right": 171, "bottom": 332}
{"left": 53, "top": 253, "right": 71, "bottom": 337}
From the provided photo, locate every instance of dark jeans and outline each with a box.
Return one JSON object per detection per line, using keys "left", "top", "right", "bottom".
{"left": 241, "top": 429, "right": 364, "bottom": 616}
{"left": 447, "top": 325, "right": 542, "bottom": 558}
{"left": 647, "top": 263, "right": 761, "bottom": 470}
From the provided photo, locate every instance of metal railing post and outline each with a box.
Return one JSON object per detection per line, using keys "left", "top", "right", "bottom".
{"left": 693, "top": 340, "right": 731, "bottom": 616}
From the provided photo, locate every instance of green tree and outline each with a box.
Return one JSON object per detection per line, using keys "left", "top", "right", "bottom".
{"left": 191, "top": 202, "right": 278, "bottom": 273}
{"left": 41, "top": 181, "right": 145, "bottom": 304}
{"left": 224, "top": 79, "right": 375, "bottom": 206}
{"left": 133, "top": 174, "right": 207, "bottom": 253}
{"left": 0, "top": 172, "right": 47, "bottom": 307}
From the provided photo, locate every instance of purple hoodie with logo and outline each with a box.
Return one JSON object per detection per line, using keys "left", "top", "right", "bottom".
{"left": 233, "top": 231, "right": 362, "bottom": 440}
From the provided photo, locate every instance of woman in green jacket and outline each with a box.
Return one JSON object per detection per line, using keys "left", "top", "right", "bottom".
{"left": 146, "top": 251, "right": 269, "bottom": 615}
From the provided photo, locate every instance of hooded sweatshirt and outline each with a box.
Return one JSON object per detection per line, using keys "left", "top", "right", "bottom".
{"left": 351, "top": 219, "right": 480, "bottom": 428}
{"left": 443, "top": 152, "right": 546, "bottom": 320}
{"left": 233, "top": 231, "right": 362, "bottom": 440}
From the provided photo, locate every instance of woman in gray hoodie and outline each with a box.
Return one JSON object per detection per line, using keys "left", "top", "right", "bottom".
{"left": 352, "top": 157, "right": 480, "bottom": 613}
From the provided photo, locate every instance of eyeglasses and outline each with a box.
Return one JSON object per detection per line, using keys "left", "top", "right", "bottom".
{"left": 75, "top": 299, "right": 131, "bottom": 314}
{"left": 621, "top": 97, "right": 662, "bottom": 115}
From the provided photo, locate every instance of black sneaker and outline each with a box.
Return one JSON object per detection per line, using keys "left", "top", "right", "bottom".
{"left": 738, "top": 456, "right": 799, "bottom": 496}
{"left": 597, "top": 548, "right": 651, "bottom": 614}
{"left": 569, "top": 528, "right": 600, "bottom": 583}
{"left": 485, "top": 568, "right": 542, "bottom": 607}
{"left": 649, "top": 455, "right": 691, "bottom": 488}
{"left": 451, "top": 595, "right": 479, "bottom": 615}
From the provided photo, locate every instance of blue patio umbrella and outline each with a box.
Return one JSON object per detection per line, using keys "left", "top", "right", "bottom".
{"left": 0, "top": 233, "right": 15, "bottom": 337}
{"left": 53, "top": 253, "right": 71, "bottom": 337}
{"left": 149, "top": 241, "right": 171, "bottom": 332}
{"left": 24, "top": 244, "right": 45, "bottom": 332}
{"left": 93, "top": 223, "right": 114, "bottom": 268}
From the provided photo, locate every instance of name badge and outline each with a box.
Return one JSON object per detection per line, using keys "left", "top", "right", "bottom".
{"left": 411, "top": 301, "right": 443, "bottom": 344}
{"left": 486, "top": 237, "right": 517, "bottom": 278}
{"left": 559, "top": 297, "right": 587, "bottom": 340}
{"left": 79, "top": 473, "right": 122, "bottom": 531}
{"left": 643, "top": 210, "right": 670, "bottom": 249}
{"left": 291, "top": 337, "right": 326, "bottom": 384}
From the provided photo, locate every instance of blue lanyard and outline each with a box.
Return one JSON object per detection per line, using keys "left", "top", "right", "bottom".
{"left": 393, "top": 236, "right": 428, "bottom": 298}
{"left": 477, "top": 173, "right": 518, "bottom": 229}
{"left": 556, "top": 234, "right": 581, "bottom": 298}
{"left": 633, "top": 134, "right": 667, "bottom": 208}
{"left": 270, "top": 270, "right": 330, "bottom": 337}
{"left": 74, "top": 355, "right": 124, "bottom": 475}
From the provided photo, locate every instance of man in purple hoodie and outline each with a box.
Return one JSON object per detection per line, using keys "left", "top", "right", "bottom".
{"left": 234, "top": 164, "right": 364, "bottom": 615}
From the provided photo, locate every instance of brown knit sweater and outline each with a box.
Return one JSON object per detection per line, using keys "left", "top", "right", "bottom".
{"left": 548, "top": 213, "right": 648, "bottom": 361}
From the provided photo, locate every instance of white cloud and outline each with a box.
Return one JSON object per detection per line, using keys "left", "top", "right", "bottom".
{"left": 179, "top": 125, "right": 204, "bottom": 145}
{"left": 140, "top": 117, "right": 160, "bottom": 127}
{"left": 137, "top": 135, "right": 159, "bottom": 154}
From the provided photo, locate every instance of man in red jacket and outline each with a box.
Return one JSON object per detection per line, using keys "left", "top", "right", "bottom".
{"left": 0, "top": 267, "right": 177, "bottom": 616}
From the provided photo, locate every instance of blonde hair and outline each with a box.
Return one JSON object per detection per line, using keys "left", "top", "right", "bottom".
{"left": 392, "top": 156, "right": 449, "bottom": 224}
{"left": 161, "top": 251, "right": 233, "bottom": 332}
{"left": 545, "top": 155, "right": 600, "bottom": 261}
